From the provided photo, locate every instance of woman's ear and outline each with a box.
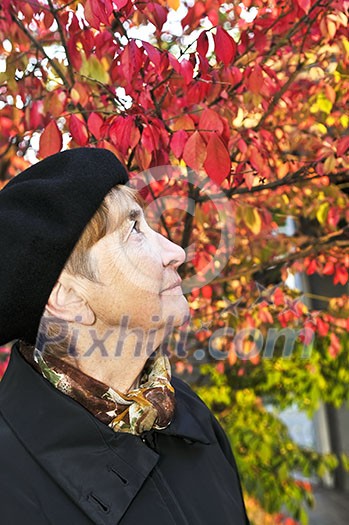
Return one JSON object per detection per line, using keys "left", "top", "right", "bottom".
{"left": 46, "top": 277, "right": 95, "bottom": 325}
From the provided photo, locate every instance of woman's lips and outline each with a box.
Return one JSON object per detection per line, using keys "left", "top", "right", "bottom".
{"left": 160, "top": 280, "right": 182, "bottom": 293}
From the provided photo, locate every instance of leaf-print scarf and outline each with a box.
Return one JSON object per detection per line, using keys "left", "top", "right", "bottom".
{"left": 18, "top": 341, "right": 176, "bottom": 436}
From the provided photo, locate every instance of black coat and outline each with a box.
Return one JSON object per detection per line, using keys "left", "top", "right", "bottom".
{"left": 0, "top": 344, "right": 249, "bottom": 525}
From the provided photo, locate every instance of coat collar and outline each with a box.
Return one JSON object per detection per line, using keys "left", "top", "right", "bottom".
{"left": 0, "top": 343, "right": 213, "bottom": 525}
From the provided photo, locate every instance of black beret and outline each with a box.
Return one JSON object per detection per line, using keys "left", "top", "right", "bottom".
{"left": 0, "top": 147, "right": 129, "bottom": 346}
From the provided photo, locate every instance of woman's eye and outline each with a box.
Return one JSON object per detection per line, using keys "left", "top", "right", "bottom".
{"left": 131, "top": 220, "right": 141, "bottom": 234}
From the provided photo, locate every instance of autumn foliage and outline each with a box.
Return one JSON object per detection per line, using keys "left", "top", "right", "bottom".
{"left": 0, "top": 0, "right": 349, "bottom": 522}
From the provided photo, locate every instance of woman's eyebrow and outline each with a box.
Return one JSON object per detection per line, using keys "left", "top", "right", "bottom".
{"left": 117, "top": 207, "right": 144, "bottom": 230}
{"left": 128, "top": 208, "right": 142, "bottom": 222}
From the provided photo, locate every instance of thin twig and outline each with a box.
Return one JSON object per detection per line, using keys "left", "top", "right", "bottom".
{"left": 10, "top": 11, "right": 70, "bottom": 89}
{"left": 254, "top": 62, "right": 305, "bottom": 131}
{"left": 212, "top": 235, "right": 349, "bottom": 286}
{"left": 47, "top": 0, "right": 75, "bottom": 86}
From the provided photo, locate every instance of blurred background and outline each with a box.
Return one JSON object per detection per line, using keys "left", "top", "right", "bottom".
{"left": 0, "top": 0, "right": 348, "bottom": 523}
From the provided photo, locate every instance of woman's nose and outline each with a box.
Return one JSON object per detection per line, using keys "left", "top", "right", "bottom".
{"left": 157, "top": 233, "right": 186, "bottom": 269}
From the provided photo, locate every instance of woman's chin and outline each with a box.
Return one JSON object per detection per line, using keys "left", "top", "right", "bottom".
{"left": 164, "top": 296, "right": 190, "bottom": 328}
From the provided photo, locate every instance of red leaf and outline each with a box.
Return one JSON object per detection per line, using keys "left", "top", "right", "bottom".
{"left": 88, "top": 112, "right": 104, "bottom": 140}
{"left": 215, "top": 361, "right": 224, "bottom": 374}
{"left": 249, "top": 145, "right": 264, "bottom": 172}
{"left": 104, "top": 0, "right": 113, "bottom": 16}
{"left": 168, "top": 53, "right": 181, "bottom": 74}
{"left": 296, "top": 0, "right": 311, "bottom": 14}
{"left": 81, "top": 29, "right": 95, "bottom": 58}
{"left": 323, "top": 261, "right": 335, "bottom": 275}
{"left": 171, "top": 130, "right": 188, "bottom": 158}
{"left": 337, "top": 136, "right": 349, "bottom": 157}
{"left": 273, "top": 288, "right": 284, "bottom": 306}
{"left": 44, "top": 91, "right": 66, "bottom": 119}
{"left": 38, "top": 121, "right": 62, "bottom": 159}
{"left": 182, "top": 131, "right": 207, "bottom": 172}
{"left": 199, "top": 109, "right": 224, "bottom": 136}
{"left": 129, "top": 118, "right": 141, "bottom": 149}
{"left": 135, "top": 144, "right": 152, "bottom": 170}
{"left": 122, "top": 41, "right": 144, "bottom": 82}
{"left": 71, "top": 82, "right": 89, "bottom": 107}
{"left": 201, "top": 285, "right": 212, "bottom": 299}
{"left": 237, "top": 139, "right": 247, "bottom": 154}
{"left": 109, "top": 116, "right": 127, "bottom": 154}
{"left": 83, "top": 1, "right": 98, "bottom": 29}
{"left": 29, "top": 101, "right": 44, "bottom": 129}
{"left": 198, "top": 54, "right": 210, "bottom": 76}
{"left": 69, "top": 13, "right": 80, "bottom": 33}
{"left": 92, "top": 0, "right": 109, "bottom": 24}
{"left": 334, "top": 264, "right": 348, "bottom": 286}
{"left": 204, "top": 133, "right": 231, "bottom": 185}
{"left": 84, "top": 0, "right": 105, "bottom": 28}
{"left": 43, "top": 12, "right": 54, "bottom": 29}
{"left": 180, "top": 59, "right": 194, "bottom": 85}
{"left": 142, "top": 41, "right": 162, "bottom": 67}
{"left": 197, "top": 31, "right": 209, "bottom": 57}
{"left": 146, "top": 3, "right": 167, "bottom": 31}
{"left": 69, "top": 114, "right": 89, "bottom": 146}
{"left": 67, "top": 36, "right": 82, "bottom": 71}
{"left": 114, "top": 0, "right": 129, "bottom": 8}
{"left": 253, "top": 29, "right": 267, "bottom": 53}
{"left": 154, "top": 120, "right": 169, "bottom": 148}
{"left": 193, "top": 250, "right": 211, "bottom": 272}
{"left": 110, "top": 116, "right": 138, "bottom": 155}
{"left": 327, "top": 207, "right": 340, "bottom": 228}
{"left": 316, "top": 318, "right": 329, "bottom": 337}
{"left": 181, "top": 1, "right": 206, "bottom": 30}
{"left": 141, "top": 125, "right": 157, "bottom": 153}
{"left": 306, "top": 259, "right": 318, "bottom": 275}
{"left": 213, "top": 27, "right": 237, "bottom": 66}
{"left": 329, "top": 333, "right": 341, "bottom": 358}
{"left": 172, "top": 114, "right": 195, "bottom": 132}
{"left": 247, "top": 65, "right": 264, "bottom": 94}
{"left": 207, "top": 8, "right": 219, "bottom": 26}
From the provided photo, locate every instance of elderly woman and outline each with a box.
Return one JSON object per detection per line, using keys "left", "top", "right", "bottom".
{"left": 0, "top": 148, "right": 249, "bottom": 524}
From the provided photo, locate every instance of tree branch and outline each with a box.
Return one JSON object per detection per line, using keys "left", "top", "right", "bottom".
{"left": 194, "top": 164, "right": 317, "bottom": 203}
{"left": 212, "top": 228, "right": 349, "bottom": 286}
{"left": 254, "top": 61, "right": 304, "bottom": 131}
{"left": 10, "top": 10, "right": 71, "bottom": 90}
{"left": 260, "top": 0, "right": 330, "bottom": 64}
{"left": 47, "top": 0, "right": 75, "bottom": 86}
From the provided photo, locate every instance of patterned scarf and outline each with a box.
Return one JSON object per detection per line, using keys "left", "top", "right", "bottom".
{"left": 18, "top": 341, "right": 176, "bottom": 436}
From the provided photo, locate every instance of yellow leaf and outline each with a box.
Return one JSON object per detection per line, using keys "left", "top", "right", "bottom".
{"left": 232, "top": 107, "right": 244, "bottom": 127}
{"left": 323, "top": 155, "right": 336, "bottom": 174}
{"left": 277, "top": 161, "right": 290, "bottom": 179}
{"left": 341, "top": 36, "right": 349, "bottom": 60}
{"left": 340, "top": 115, "right": 349, "bottom": 128}
{"left": 167, "top": 0, "right": 180, "bottom": 9}
{"left": 242, "top": 206, "right": 262, "bottom": 234}
{"left": 80, "top": 55, "right": 110, "bottom": 84}
{"left": 243, "top": 116, "right": 260, "bottom": 128}
{"left": 308, "top": 66, "right": 325, "bottom": 81}
{"left": 310, "top": 123, "right": 327, "bottom": 135}
{"left": 310, "top": 93, "right": 333, "bottom": 115}
{"left": 71, "top": 87, "right": 80, "bottom": 104}
{"left": 316, "top": 202, "right": 330, "bottom": 225}
{"left": 326, "top": 115, "right": 336, "bottom": 126}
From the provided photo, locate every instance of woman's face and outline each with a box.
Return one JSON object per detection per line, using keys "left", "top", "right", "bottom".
{"left": 82, "top": 193, "right": 189, "bottom": 332}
